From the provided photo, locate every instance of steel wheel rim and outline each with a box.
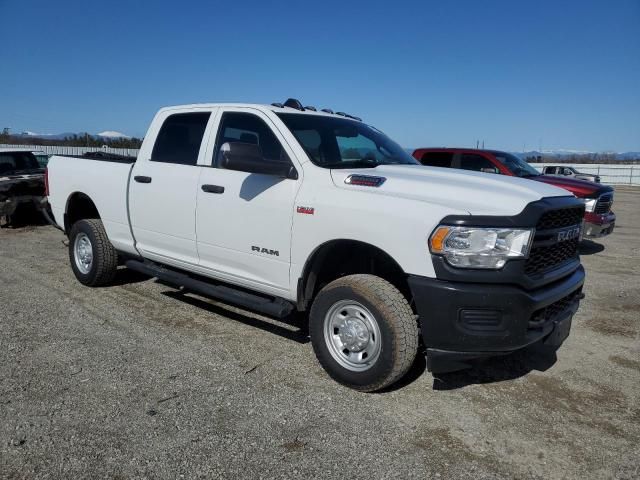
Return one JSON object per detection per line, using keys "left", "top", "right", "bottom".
{"left": 73, "top": 232, "right": 93, "bottom": 275}
{"left": 323, "top": 300, "right": 382, "bottom": 372}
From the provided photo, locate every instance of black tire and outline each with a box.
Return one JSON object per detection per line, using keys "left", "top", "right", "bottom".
{"left": 309, "top": 274, "right": 419, "bottom": 392}
{"left": 68, "top": 219, "right": 118, "bottom": 286}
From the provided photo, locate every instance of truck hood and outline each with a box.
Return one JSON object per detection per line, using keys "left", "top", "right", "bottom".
{"left": 331, "top": 165, "right": 571, "bottom": 216}
{"left": 531, "top": 175, "right": 612, "bottom": 198}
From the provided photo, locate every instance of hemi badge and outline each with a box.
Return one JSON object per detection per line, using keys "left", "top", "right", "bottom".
{"left": 344, "top": 174, "right": 386, "bottom": 187}
{"left": 297, "top": 206, "right": 315, "bottom": 215}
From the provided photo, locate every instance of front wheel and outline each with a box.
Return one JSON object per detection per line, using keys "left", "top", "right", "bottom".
{"left": 68, "top": 219, "right": 118, "bottom": 286}
{"left": 309, "top": 274, "right": 419, "bottom": 392}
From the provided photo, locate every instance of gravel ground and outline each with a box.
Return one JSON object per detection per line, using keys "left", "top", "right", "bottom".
{"left": 1, "top": 187, "right": 639, "bottom": 479}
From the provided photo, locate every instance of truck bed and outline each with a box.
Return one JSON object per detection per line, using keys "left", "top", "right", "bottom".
{"left": 47, "top": 154, "right": 137, "bottom": 255}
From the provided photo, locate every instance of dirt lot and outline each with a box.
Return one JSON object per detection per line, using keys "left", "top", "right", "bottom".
{"left": 1, "top": 188, "right": 639, "bottom": 479}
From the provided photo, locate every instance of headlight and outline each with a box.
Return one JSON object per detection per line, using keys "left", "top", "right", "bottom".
{"left": 429, "top": 226, "right": 534, "bottom": 269}
{"left": 582, "top": 198, "right": 597, "bottom": 212}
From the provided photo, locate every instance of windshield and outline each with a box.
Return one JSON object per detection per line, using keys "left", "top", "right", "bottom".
{"left": 493, "top": 152, "right": 540, "bottom": 178}
{"left": 276, "top": 113, "right": 418, "bottom": 169}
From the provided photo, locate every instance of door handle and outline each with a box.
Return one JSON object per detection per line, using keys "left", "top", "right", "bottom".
{"left": 134, "top": 175, "right": 152, "bottom": 184}
{"left": 201, "top": 184, "right": 225, "bottom": 194}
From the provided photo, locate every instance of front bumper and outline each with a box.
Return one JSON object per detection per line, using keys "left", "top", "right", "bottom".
{"left": 583, "top": 211, "right": 615, "bottom": 238}
{"left": 408, "top": 265, "right": 585, "bottom": 373}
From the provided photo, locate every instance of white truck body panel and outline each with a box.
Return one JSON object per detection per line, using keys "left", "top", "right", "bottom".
{"left": 47, "top": 103, "right": 574, "bottom": 302}
{"left": 47, "top": 155, "right": 136, "bottom": 255}
{"left": 129, "top": 161, "right": 201, "bottom": 265}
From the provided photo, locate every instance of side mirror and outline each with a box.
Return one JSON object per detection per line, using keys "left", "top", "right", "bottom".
{"left": 218, "top": 142, "right": 297, "bottom": 179}
{"left": 481, "top": 167, "right": 499, "bottom": 174}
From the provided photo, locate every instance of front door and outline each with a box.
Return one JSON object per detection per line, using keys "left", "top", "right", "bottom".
{"left": 196, "top": 109, "right": 299, "bottom": 296}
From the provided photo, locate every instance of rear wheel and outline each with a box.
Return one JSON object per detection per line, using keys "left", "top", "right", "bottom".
{"left": 68, "top": 219, "right": 117, "bottom": 286}
{"left": 309, "top": 274, "right": 419, "bottom": 392}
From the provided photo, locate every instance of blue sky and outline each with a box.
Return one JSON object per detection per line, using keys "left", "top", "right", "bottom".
{"left": 1, "top": 0, "right": 639, "bottom": 151}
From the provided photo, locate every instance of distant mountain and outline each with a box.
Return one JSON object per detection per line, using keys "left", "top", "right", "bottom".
{"left": 97, "top": 131, "right": 131, "bottom": 139}
{"left": 16, "top": 130, "right": 133, "bottom": 141}
{"left": 518, "top": 150, "right": 640, "bottom": 161}
{"left": 19, "top": 131, "right": 80, "bottom": 141}
{"left": 614, "top": 151, "right": 640, "bottom": 160}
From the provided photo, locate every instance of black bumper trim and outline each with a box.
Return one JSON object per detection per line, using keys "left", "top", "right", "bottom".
{"left": 408, "top": 266, "right": 585, "bottom": 371}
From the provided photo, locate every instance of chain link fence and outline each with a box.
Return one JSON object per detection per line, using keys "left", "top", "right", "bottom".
{"left": 0, "top": 144, "right": 139, "bottom": 157}
{"left": 532, "top": 163, "right": 638, "bottom": 185}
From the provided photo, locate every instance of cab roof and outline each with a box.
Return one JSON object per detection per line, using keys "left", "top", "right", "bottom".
{"left": 159, "top": 98, "right": 362, "bottom": 121}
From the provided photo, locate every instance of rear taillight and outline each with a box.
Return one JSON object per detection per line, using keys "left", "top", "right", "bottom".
{"left": 44, "top": 167, "right": 49, "bottom": 196}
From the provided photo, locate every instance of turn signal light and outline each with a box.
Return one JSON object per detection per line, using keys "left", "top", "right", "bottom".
{"left": 429, "top": 226, "right": 450, "bottom": 253}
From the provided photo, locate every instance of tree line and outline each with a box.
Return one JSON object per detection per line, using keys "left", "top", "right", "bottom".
{"left": 524, "top": 153, "right": 640, "bottom": 165}
{"left": 0, "top": 132, "right": 143, "bottom": 149}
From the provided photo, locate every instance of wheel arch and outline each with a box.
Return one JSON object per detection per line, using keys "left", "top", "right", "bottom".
{"left": 64, "top": 192, "right": 101, "bottom": 233}
{"left": 297, "top": 239, "right": 410, "bottom": 311}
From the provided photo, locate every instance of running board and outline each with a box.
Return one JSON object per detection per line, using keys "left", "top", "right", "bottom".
{"left": 125, "top": 260, "right": 294, "bottom": 318}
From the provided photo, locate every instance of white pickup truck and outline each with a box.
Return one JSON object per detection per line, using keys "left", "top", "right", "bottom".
{"left": 47, "top": 99, "right": 586, "bottom": 391}
{"left": 542, "top": 165, "right": 601, "bottom": 183}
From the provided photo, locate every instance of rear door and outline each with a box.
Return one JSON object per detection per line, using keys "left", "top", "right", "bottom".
{"left": 129, "top": 109, "right": 213, "bottom": 266}
{"left": 195, "top": 108, "right": 299, "bottom": 296}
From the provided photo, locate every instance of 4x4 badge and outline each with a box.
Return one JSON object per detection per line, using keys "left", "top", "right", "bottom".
{"left": 297, "top": 206, "right": 314, "bottom": 215}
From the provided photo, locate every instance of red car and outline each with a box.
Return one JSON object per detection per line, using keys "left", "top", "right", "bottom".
{"left": 412, "top": 148, "right": 615, "bottom": 238}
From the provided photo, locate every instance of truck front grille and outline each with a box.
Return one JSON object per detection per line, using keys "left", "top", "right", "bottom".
{"left": 594, "top": 194, "right": 613, "bottom": 214}
{"left": 535, "top": 206, "right": 584, "bottom": 230}
{"left": 524, "top": 206, "right": 584, "bottom": 276}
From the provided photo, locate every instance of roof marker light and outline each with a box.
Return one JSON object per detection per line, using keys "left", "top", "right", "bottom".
{"left": 283, "top": 98, "right": 305, "bottom": 111}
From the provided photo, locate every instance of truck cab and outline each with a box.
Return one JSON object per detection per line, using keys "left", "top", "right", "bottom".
{"left": 47, "top": 101, "right": 587, "bottom": 391}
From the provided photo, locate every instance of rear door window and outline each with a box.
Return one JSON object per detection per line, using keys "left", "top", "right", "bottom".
{"left": 420, "top": 151, "right": 454, "bottom": 168}
{"left": 459, "top": 154, "right": 497, "bottom": 172}
{"left": 151, "top": 112, "right": 211, "bottom": 165}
